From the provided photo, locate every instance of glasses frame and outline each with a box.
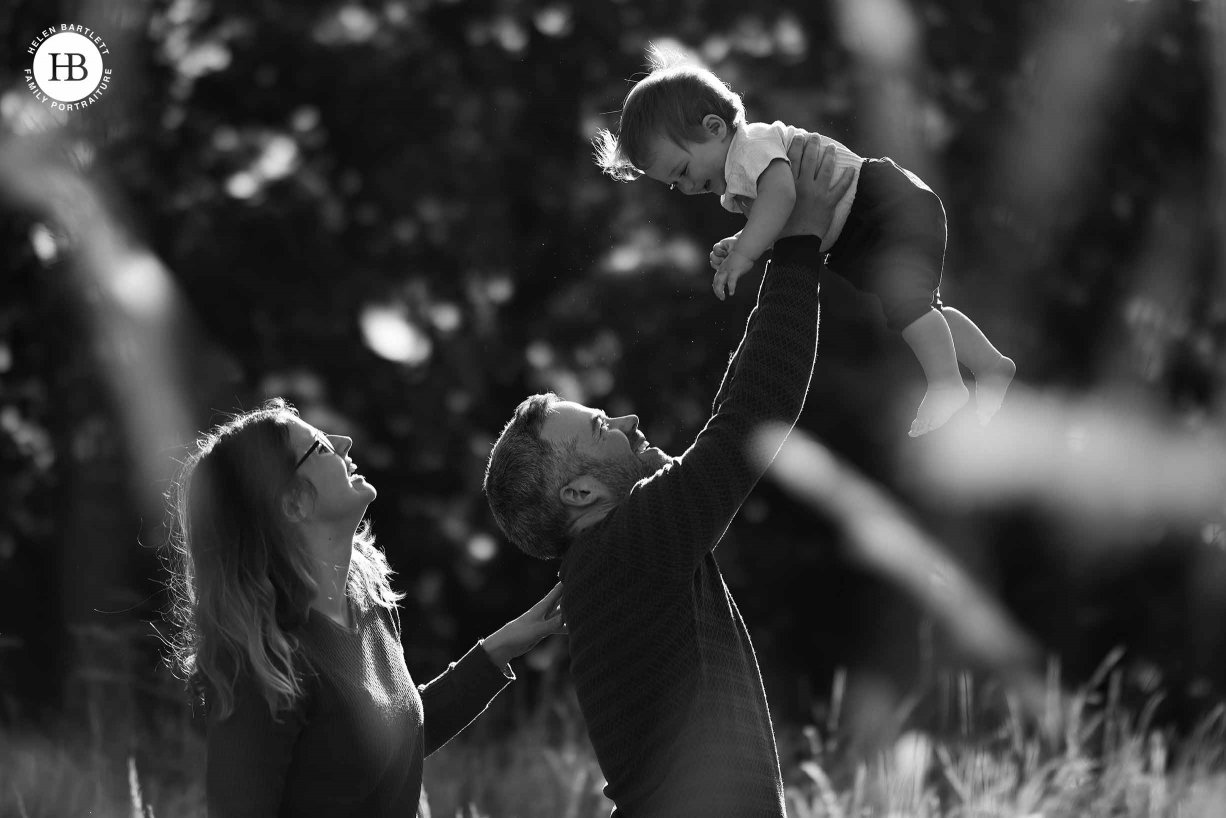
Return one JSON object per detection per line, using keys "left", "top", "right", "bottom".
{"left": 294, "top": 433, "right": 335, "bottom": 471}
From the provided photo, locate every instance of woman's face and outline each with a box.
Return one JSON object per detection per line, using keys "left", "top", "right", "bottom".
{"left": 284, "top": 416, "right": 377, "bottom": 524}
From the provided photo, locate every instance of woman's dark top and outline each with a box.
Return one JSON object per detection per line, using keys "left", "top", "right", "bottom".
{"left": 205, "top": 597, "right": 512, "bottom": 817}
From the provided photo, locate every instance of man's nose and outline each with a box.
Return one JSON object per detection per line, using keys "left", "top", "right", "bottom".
{"left": 613, "top": 415, "right": 639, "bottom": 435}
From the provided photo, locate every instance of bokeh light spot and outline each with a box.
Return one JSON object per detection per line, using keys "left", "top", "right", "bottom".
{"left": 179, "top": 41, "right": 231, "bottom": 78}
{"left": 291, "top": 106, "right": 320, "bottom": 132}
{"left": 385, "top": 2, "right": 410, "bottom": 25}
{"left": 606, "top": 243, "right": 644, "bottom": 275}
{"left": 110, "top": 254, "right": 174, "bottom": 319}
{"left": 339, "top": 5, "right": 379, "bottom": 40}
{"left": 774, "top": 14, "right": 807, "bottom": 58}
{"left": 526, "top": 340, "right": 555, "bottom": 369}
{"left": 836, "top": 0, "right": 918, "bottom": 64}
{"left": 257, "top": 135, "right": 300, "bottom": 180}
{"left": 466, "top": 533, "right": 498, "bottom": 563}
{"left": 212, "top": 126, "right": 239, "bottom": 151}
{"left": 225, "top": 172, "right": 259, "bottom": 199}
{"left": 534, "top": 5, "right": 573, "bottom": 37}
{"left": 485, "top": 275, "right": 514, "bottom": 304}
{"left": 360, "top": 304, "right": 433, "bottom": 365}
{"left": 430, "top": 302, "right": 463, "bottom": 333}
{"left": 29, "top": 224, "right": 57, "bottom": 263}
{"left": 493, "top": 16, "right": 528, "bottom": 52}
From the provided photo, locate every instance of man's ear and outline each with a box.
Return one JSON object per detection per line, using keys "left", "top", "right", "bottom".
{"left": 702, "top": 114, "right": 729, "bottom": 141}
{"left": 558, "top": 474, "right": 611, "bottom": 509}
{"left": 281, "top": 485, "right": 312, "bottom": 523}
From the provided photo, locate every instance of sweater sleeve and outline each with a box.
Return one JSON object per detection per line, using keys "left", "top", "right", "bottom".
{"left": 420, "top": 641, "right": 514, "bottom": 756}
{"left": 608, "top": 235, "right": 823, "bottom": 577}
{"left": 205, "top": 673, "right": 308, "bottom": 818}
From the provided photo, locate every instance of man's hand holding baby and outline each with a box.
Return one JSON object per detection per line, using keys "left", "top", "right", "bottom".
{"left": 708, "top": 137, "right": 854, "bottom": 293}
{"left": 780, "top": 134, "right": 854, "bottom": 238}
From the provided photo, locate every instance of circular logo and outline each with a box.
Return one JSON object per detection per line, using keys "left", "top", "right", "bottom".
{"left": 25, "top": 25, "right": 112, "bottom": 111}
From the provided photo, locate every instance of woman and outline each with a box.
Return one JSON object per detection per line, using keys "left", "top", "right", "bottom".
{"left": 163, "top": 398, "right": 566, "bottom": 817}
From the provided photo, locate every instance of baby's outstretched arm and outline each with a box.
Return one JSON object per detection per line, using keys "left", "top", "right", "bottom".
{"left": 710, "top": 139, "right": 854, "bottom": 270}
{"left": 712, "top": 160, "right": 795, "bottom": 300}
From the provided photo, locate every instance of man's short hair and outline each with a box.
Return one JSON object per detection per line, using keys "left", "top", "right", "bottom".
{"left": 484, "top": 392, "right": 577, "bottom": 560}
{"left": 593, "top": 43, "right": 745, "bottom": 182}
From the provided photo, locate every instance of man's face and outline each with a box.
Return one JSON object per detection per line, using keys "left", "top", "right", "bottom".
{"left": 539, "top": 401, "right": 672, "bottom": 498}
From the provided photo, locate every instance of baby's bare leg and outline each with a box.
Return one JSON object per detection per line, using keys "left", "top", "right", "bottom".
{"left": 900, "top": 309, "right": 969, "bottom": 437}
{"left": 943, "top": 308, "right": 1015, "bottom": 425}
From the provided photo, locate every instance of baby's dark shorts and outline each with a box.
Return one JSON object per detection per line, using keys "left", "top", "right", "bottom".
{"left": 824, "top": 157, "right": 947, "bottom": 332}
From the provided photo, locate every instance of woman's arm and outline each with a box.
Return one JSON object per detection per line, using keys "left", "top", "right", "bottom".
{"left": 481, "top": 582, "right": 566, "bottom": 667}
{"left": 422, "top": 584, "right": 566, "bottom": 755}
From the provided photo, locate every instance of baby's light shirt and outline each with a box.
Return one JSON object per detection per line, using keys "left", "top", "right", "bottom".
{"left": 721, "top": 120, "right": 863, "bottom": 253}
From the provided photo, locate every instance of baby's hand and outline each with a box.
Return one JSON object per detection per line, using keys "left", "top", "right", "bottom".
{"left": 712, "top": 250, "right": 755, "bottom": 301}
{"left": 709, "top": 236, "right": 739, "bottom": 270}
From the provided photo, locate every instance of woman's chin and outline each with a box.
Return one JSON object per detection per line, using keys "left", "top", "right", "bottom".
{"left": 351, "top": 475, "right": 377, "bottom": 499}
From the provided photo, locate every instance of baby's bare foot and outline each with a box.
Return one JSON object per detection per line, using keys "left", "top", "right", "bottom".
{"left": 909, "top": 383, "right": 970, "bottom": 437}
{"left": 975, "top": 356, "right": 1016, "bottom": 426}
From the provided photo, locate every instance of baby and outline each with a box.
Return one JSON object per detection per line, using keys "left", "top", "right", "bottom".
{"left": 594, "top": 47, "right": 1015, "bottom": 436}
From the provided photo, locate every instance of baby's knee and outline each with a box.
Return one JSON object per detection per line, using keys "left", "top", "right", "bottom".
{"left": 886, "top": 300, "right": 940, "bottom": 334}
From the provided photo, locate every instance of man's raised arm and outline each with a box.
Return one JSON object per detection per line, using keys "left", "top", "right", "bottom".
{"left": 618, "top": 138, "right": 854, "bottom": 574}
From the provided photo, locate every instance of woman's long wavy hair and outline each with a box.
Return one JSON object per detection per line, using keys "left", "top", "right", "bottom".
{"left": 162, "top": 398, "right": 403, "bottom": 720}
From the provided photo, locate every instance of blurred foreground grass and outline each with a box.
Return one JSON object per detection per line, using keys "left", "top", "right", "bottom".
{"left": 5, "top": 657, "right": 1226, "bottom": 818}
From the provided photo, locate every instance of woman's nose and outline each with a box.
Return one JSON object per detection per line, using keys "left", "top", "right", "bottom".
{"left": 336, "top": 436, "right": 354, "bottom": 456}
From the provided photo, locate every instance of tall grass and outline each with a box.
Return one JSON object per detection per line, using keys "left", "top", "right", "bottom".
{"left": 781, "top": 653, "right": 1226, "bottom": 818}
{"left": 0, "top": 622, "right": 206, "bottom": 818}
{"left": 5, "top": 638, "right": 1226, "bottom": 817}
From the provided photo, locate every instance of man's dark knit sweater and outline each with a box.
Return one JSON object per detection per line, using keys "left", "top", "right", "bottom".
{"left": 205, "top": 595, "right": 511, "bottom": 817}
{"left": 559, "top": 236, "right": 823, "bottom": 818}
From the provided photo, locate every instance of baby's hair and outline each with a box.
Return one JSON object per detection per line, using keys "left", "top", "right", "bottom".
{"left": 594, "top": 43, "right": 745, "bottom": 182}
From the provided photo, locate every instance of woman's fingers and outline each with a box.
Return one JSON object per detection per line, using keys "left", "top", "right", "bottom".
{"left": 540, "top": 581, "right": 564, "bottom": 619}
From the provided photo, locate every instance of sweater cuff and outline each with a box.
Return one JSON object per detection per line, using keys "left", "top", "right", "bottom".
{"left": 472, "top": 639, "right": 516, "bottom": 682}
{"left": 770, "top": 235, "right": 825, "bottom": 270}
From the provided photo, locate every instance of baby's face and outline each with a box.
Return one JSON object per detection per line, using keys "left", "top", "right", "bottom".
{"left": 640, "top": 128, "right": 731, "bottom": 197}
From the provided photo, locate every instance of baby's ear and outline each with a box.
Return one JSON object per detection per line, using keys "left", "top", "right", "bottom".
{"left": 702, "top": 114, "right": 728, "bottom": 140}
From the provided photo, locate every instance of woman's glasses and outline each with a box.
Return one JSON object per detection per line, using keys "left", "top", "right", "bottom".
{"left": 294, "top": 433, "right": 336, "bottom": 471}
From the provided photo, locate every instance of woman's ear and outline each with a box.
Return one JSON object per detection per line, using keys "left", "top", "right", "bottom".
{"left": 281, "top": 484, "right": 311, "bottom": 523}
{"left": 702, "top": 114, "right": 729, "bottom": 140}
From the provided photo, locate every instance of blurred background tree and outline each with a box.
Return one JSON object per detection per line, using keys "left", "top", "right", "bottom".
{"left": 1, "top": 0, "right": 1224, "bottom": 754}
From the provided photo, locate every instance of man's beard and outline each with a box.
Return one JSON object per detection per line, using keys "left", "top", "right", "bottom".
{"left": 590, "top": 448, "right": 674, "bottom": 501}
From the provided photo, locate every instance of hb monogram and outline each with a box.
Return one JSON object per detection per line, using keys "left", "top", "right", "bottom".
{"left": 47, "top": 52, "right": 89, "bottom": 82}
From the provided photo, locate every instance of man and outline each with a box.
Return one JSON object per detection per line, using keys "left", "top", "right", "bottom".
{"left": 484, "top": 136, "right": 851, "bottom": 817}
